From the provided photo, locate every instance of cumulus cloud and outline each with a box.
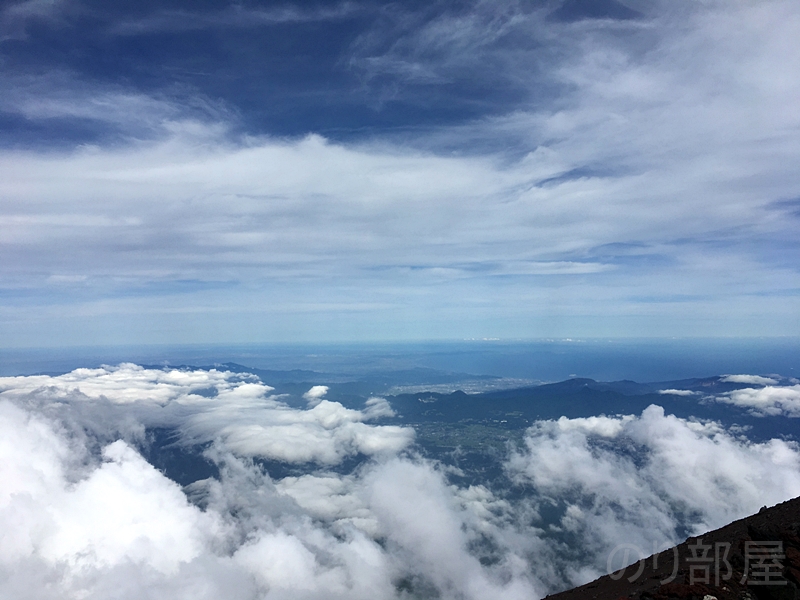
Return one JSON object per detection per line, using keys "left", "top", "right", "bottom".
{"left": 185, "top": 398, "right": 412, "bottom": 464}
{"left": 506, "top": 405, "right": 800, "bottom": 580}
{"left": 0, "top": 397, "right": 399, "bottom": 600}
{"left": 2, "top": 367, "right": 800, "bottom": 599}
{"left": 0, "top": 400, "right": 231, "bottom": 597}
{"left": 303, "top": 385, "right": 329, "bottom": 405}
{"left": 362, "top": 458, "right": 540, "bottom": 600}
{"left": 363, "top": 396, "right": 396, "bottom": 419}
{"left": 658, "top": 389, "right": 698, "bottom": 396}
{"left": 716, "top": 385, "right": 800, "bottom": 417}
{"left": 0, "top": 364, "right": 413, "bottom": 464}
{"left": 0, "top": 391, "right": 540, "bottom": 600}
{"left": 720, "top": 374, "right": 780, "bottom": 386}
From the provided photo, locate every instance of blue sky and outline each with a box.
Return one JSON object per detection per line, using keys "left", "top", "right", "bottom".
{"left": 1, "top": 0, "right": 799, "bottom": 346}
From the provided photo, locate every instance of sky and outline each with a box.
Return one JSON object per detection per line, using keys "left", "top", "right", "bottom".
{"left": 2, "top": 0, "right": 800, "bottom": 346}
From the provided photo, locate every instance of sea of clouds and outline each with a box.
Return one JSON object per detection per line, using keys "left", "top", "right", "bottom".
{"left": 2, "top": 364, "right": 800, "bottom": 599}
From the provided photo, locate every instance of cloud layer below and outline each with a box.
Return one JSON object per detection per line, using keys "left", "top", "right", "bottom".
{"left": 2, "top": 365, "right": 800, "bottom": 598}
{"left": 0, "top": 364, "right": 413, "bottom": 464}
{"left": 716, "top": 385, "right": 800, "bottom": 418}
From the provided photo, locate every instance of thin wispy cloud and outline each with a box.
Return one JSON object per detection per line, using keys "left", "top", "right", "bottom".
{"left": 109, "top": 3, "right": 365, "bottom": 36}
{"left": 1, "top": 0, "right": 799, "bottom": 342}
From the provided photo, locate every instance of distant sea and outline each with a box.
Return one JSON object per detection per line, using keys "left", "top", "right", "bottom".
{"left": 2, "top": 338, "right": 798, "bottom": 382}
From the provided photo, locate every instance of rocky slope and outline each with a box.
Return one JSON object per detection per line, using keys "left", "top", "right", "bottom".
{"left": 548, "top": 497, "right": 800, "bottom": 600}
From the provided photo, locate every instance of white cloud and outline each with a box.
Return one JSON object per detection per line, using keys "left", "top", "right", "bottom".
{"left": 506, "top": 405, "right": 800, "bottom": 579}
{"left": 3, "top": 2, "right": 800, "bottom": 342}
{"left": 658, "top": 389, "right": 697, "bottom": 396}
{"left": 2, "top": 366, "right": 800, "bottom": 599}
{"left": 549, "top": 414, "right": 635, "bottom": 437}
{"left": 716, "top": 385, "right": 800, "bottom": 417}
{"left": 276, "top": 473, "right": 378, "bottom": 534}
{"left": 40, "top": 440, "right": 220, "bottom": 575}
{"left": 303, "top": 385, "right": 329, "bottom": 405}
{"left": 0, "top": 364, "right": 413, "bottom": 464}
{"left": 720, "top": 374, "right": 780, "bottom": 386}
{"left": 363, "top": 396, "right": 396, "bottom": 419}
{"left": 0, "top": 400, "right": 232, "bottom": 596}
{"left": 186, "top": 399, "right": 412, "bottom": 464}
{"left": 0, "top": 391, "right": 541, "bottom": 600}
{"left": 363, "top": 458, "right": 540, "bottom": 600}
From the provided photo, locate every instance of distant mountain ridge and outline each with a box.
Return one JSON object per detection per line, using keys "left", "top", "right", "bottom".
{"left": 131, "top": 363, "right": 796, "bottom": 441}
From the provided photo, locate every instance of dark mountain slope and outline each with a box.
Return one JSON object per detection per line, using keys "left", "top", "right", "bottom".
{"left": 548, "top": 497, "right": 800, "bottom": 600}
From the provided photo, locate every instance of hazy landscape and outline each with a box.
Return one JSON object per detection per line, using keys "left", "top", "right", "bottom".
{"left": 2, "top": 342, "right": 799, "bottom": 598}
